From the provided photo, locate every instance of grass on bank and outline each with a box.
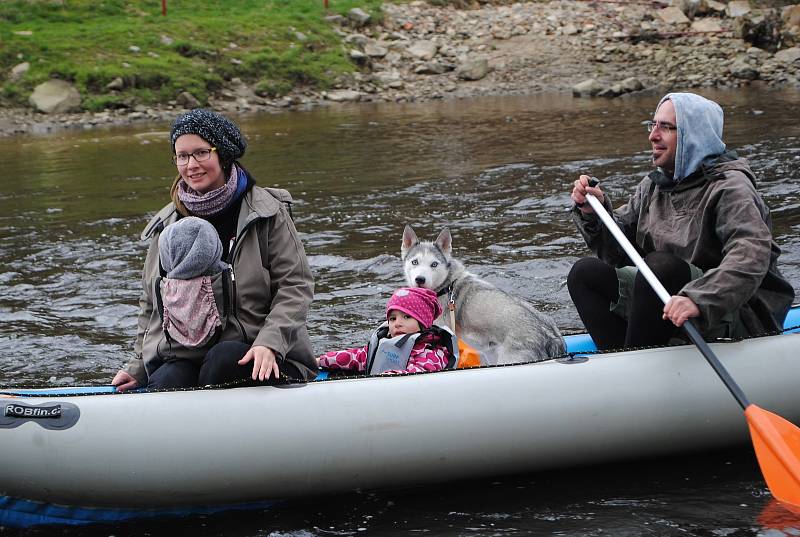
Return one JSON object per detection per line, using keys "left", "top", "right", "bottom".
{"left": 0, "top": 0, "right": 383, "bottom": 111}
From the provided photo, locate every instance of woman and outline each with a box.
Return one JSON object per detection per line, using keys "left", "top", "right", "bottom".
{"left": 112, "top": 109, "right": 316, "bottom": 390}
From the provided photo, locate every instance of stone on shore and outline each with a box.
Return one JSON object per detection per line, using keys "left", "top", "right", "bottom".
{"left": 572, "top": 78, "right": 603, "bottom": 97}
{"left": 9, "top": 62, "right": 29, "bottom": 82}
{"left": 106, "top": 77, "right": 124, "bottom": 91}
{"left": 407, "top": 40, "right": 438, "bottom": 61}
{"left": 727, "top": 1, "right": 751, "bottom": 18}
{"left": 325, "top": 90, "right": 362, "bottom": 102}
{"left": 456, "top": 58, "right": 490, "bottom": 81}
{"left": 774, "top": 47, "right": 800, "bottom": 63}
{"left": 658, "top": 7, "right": 691, "bottom": 24}
{"left": 29, "top": 80, "right": 81, "bottom": 114}
{"left": 176, "top": 91, "right": 201, "bottom": 108}
{"left": 691, "top": 18, "right": 723, "bottom": 33}
{"left": 348, "top": 8, "right": 371, "bottom": 28}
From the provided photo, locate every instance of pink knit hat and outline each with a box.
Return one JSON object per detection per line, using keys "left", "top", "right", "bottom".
{"left": 385, "top": 287, "right": 443, "bottom": 329}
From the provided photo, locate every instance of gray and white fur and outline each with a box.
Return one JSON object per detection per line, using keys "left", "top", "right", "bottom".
{"left": 401, "top": 225, "right": 565, "bottom": 365}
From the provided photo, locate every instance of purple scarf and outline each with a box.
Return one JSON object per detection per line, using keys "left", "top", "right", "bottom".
{"left": 176, "top": 165, "right": 241, "bottom": 216}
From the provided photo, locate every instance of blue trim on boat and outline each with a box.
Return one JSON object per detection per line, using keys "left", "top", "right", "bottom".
{"left": 0, "top": 495, "right": 276, "bottom": 528}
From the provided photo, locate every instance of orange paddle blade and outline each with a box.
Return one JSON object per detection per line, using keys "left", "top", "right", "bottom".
{"left": 746, "top": 404, "right": 800, "bottom": 509}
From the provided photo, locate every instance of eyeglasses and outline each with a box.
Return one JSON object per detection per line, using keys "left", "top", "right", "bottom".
{"left": 646, "top": 121, "right": 677, "bottom": 134}
{"left": 172, "top": 147, "right": 217, "bottom": 166}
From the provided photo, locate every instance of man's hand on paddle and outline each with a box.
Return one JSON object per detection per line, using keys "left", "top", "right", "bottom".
{"left": 663, "top": 296, "right": 700, "bottom": 327}
{"left": 571, "top": 175, "right": 604, "bottom": 214}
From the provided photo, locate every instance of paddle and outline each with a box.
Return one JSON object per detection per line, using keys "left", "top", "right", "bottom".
{"left": 582, "top": 183, "right": 800, "bottom": 509}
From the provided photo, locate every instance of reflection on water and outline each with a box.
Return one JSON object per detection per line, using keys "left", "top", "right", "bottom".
{"left": 1, "top": 88, "right": 799, "bottom": 535}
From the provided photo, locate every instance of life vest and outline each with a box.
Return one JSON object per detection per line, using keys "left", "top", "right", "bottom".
{"left": 365, "top": 322, "right": 459, "bottom": 375}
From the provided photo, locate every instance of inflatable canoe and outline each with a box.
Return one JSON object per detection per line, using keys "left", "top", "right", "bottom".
{"left": 2, "top": 308, "right": 800, "bottom": 528}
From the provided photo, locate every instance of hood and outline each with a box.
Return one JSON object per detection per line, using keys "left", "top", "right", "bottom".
{"left": 656, "top": 92, "right": 726, "bottom": 182}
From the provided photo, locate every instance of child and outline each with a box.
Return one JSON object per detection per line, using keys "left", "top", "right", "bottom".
{"left": 157, "top": 216, "right": 229, "bottom": 348}
{"left": 318, "top": 287, "right": 457, "bottom": 375}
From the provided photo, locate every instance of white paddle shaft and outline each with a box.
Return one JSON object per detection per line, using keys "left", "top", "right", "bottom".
{"left": 584, "top": 194, "right": 672, "bottom": 305}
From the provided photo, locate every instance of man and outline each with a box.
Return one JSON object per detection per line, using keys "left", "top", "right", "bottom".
{"left": 567, "top": 92, "right": 794, "bottom": 350}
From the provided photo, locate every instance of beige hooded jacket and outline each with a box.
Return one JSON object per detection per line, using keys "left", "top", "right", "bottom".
{"left": 123, "top": 186, "right": 316, "bottom": 384}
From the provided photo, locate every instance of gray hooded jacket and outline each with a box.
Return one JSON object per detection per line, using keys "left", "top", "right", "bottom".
{"left": 574, "top": 94, "right": 794, "bottom": 336}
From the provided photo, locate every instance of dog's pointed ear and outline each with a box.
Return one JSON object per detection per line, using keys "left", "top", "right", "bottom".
{"left": 435, "top": 227, "right": 452, "bottom": 255}
{"left": 401, "top": 225, "right": 418, "bottom": 255}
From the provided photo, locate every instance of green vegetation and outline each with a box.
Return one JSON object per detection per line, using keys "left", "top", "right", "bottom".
{"left": 0, "top": 0, "right": 382, "bottom": 111}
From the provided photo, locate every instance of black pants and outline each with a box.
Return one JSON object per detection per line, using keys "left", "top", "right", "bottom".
{"left": 147, "top": 341, "right": 304, "bottom": 389}
{"left": 566, "top": 252, "right": 693, "bottom": 350}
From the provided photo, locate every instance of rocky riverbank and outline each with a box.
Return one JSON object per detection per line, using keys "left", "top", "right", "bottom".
{"left": 1, "top": 0, "right": 799, "bottom": 137}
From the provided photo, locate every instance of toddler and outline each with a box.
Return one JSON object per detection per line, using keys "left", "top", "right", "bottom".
{"left": 318, "top": 287, "right": 457, "bottom": 375}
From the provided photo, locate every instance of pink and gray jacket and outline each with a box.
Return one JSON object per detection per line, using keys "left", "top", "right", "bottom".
{"left": 319, "top": 331, "right": 451, "bottom": 375}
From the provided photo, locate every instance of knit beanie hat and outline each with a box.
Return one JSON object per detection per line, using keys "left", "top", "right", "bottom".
{"left": 158, "top": 217, "right": 228, "bottom": 279}
{"left": 170, "top": 109, "right": 247, "bottom": 172}
{"left": 385, "top": 287, "right": 443, "bottom": 329}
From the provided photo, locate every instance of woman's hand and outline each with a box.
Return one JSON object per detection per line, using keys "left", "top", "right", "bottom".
{"left": 111, "top": 370, "right": 140, "bottom": 392}
{"left": 238, "top": 345, "right": 280, "bottom": 381}
{"left": 571, "top": 174, "right": 604, "bottom": 214}
{"left": 663, "top": 296, "right": 700, "bottom": 327}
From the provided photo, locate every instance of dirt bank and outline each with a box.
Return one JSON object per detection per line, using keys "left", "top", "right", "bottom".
{"left": 1, "top": 0, "right": 798, "bottom": 137}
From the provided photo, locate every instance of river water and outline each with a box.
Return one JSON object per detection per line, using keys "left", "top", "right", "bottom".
{"left": 1, "top": 88, "right": 800, "bottom": 535}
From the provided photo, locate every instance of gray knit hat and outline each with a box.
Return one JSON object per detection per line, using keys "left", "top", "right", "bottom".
{"left": 170, "top": 109, "right": 247, "bottom": 170}
{"left": 159, "top": 217, "right": 228, "bottom": 279}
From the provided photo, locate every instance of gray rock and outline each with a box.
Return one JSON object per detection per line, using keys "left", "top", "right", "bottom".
{"left": 415, "top": 62, "right": 449, "bottom": 75}
{"left": 727, "top": 0, "right": 751, "bottom": 17}
{"left": 9, "top": 62, "right": 29, "bottom": 82}
{"left": 691, "top": 18, "right": 723, "bottom": 32}
{"left": 562, "top": 23, "right": 579, "bottom": 35}
{"left": 729, "top": 56, "right": 760, "bottom": 79}
{"left": 349, "top": 49, "right": 368, "bottom": 61}
{"left": 294, "top": 32, "right": 308, "bottom": 42}
{"left": 324, "top": 14, "right": 346, "bottom": 25}
{"left": 106, "top": 77, "right": 125, "bottom": 91}
{"left": 672, "top": 0, "right": 701, "bottom": 17}
{"left": 129, "top": 45, "right": 141, "bottom": 53}
{"left": 160, "top": 34, "right": 174, "bottom": 46}
{"left": 658, "top": 6, "right": 691, "bottom": 24}
{"left": 373, "top": 71, "right": 402, "bottom": 85}
{"left": 456, "top": 58, "right": 490, "bottom": 81}
{"left": 619, "top": 77, "right": 645, "bottom": 92}
{"left": 345, "top": 33, "right": 369, "bottom": 47}
{"left": 705, "top": 0, "right": 726, "bottom": 13}
{"left": 784, "top": 5, "right": 800, "bottom": 29}
{"left": 365, "top": 43, "right": 388, "bottom": 58}
{"left": 348, "top": 8, "right": 371, "bottom": 27}
{"left": 29, "top": 80, "right": 82, "bottom": 113}
{"left": 572, "top": 78, "right": 604, "bottom": 97}
{"left": 176, "top": 91, "right": 201, "bottom": 108}
{"left": 326, "top": 90, "right": 362, "bottom": 102}
{"left": 407, "top": 40, "right": 438, "bottom": 61}
{"left": 774, "top": 47, "right": 800, "bottom": 63}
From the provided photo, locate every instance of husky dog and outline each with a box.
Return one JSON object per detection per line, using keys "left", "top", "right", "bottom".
{"left": 401, "top": 225, "right": 565, "bottom": 365}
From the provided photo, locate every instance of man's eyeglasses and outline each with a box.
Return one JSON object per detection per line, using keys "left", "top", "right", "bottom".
{"left": 646, "top": 121, "right": 677, "bottom": 134}
{"left": 172, "top": 147, "right": 217, "bottom": 166}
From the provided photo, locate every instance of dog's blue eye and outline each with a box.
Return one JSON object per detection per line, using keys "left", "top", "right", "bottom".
{"left": 431, "top": 262, "right": 438, "bottom": 268}
{"left": 411, "top": 259, "right": 418, "bottom": 266}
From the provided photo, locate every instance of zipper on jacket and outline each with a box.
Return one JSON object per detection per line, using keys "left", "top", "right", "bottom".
{"left": 227, "top": 218, "right": 262, "bottom": 342}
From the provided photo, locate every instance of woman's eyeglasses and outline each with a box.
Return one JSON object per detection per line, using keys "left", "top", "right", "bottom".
{"left": 172, "top": 147, "right": 217, "bottom": 166}
{"left": 645, "top": 121, "right": 677, "bottom": 134}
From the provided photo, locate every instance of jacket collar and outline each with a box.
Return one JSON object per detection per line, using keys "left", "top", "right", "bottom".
{"left": 141, "top": 186, "right": 292, "bottom": 241}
